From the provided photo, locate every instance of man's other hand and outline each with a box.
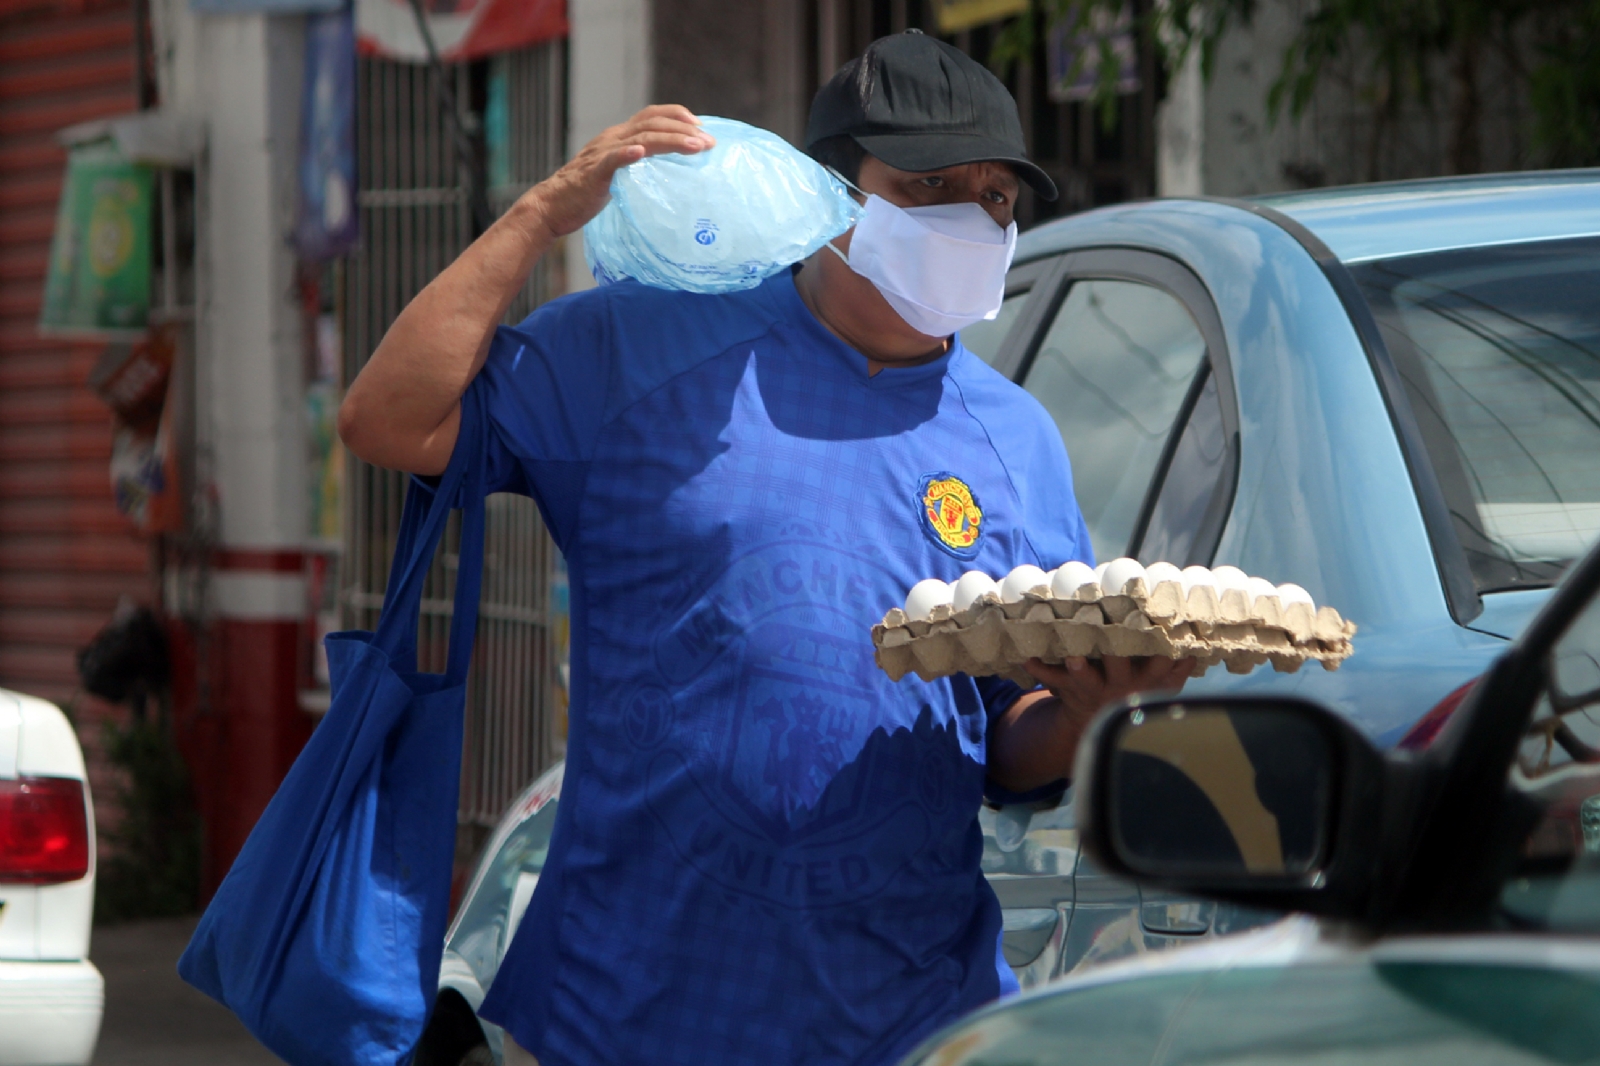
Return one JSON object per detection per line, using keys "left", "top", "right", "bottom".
{"left": 1023, "top": 655, "right": 1195, "bottom": 718}
{"left": 987, "top": 656, "right": 1196, "bottom": 794}
{"left": 528, "top": 105, "right": 714, "bottom": 240}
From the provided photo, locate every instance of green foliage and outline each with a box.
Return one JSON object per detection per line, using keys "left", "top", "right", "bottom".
{"left": 989, "top": 0, "right": 1254, "bottom": 131}
{"left": 990, "top": 0, "right": 1600, "bottom": 170}
{"left": 93, "top": 709, "right": 201, "bottom": 924}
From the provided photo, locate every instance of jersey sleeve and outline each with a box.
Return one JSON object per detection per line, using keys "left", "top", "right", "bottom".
{"left": 952, "top": 357, "right": 1094, "bottom": 570}
{"left": 1000, "top": 405, "right": 1094, "bottom": 569}
{"left": 463, "top": 288, "right": 617, "bottom": 551}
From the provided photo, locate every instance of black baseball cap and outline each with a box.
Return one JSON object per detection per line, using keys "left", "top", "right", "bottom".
{"left": 805, "top": 30, "right": 1058, "bottom": 202}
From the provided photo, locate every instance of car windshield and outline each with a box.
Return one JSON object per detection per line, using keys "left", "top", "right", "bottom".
{"left": 1500, "top": 577, "right": 1600, "bottom": 931}
{"left": 1351, "top": 237, "right": 1600, "bottom": 593}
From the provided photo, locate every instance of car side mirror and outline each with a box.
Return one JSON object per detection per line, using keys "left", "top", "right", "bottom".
{"left": 1075, "top": 695, "right": 1399, "bottom": 925}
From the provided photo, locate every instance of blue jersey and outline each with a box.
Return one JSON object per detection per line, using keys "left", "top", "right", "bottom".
{"left": 470, "top": 271, "right": 1091, "bottom": 1066}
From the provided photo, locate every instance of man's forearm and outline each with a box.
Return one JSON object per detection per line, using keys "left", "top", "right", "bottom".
{"left": 338, "top": 196, "right": 557, "bottom": 475}
{"left": 987, "top": 691, "right": 1095, "bottom": 794}
{"left": 338, "top": 106, "right": 712, "bottom": 476}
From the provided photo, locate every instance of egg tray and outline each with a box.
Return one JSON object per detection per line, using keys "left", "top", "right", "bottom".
{"left": 870, "top": 576, "right": 1356, "bottom": 687}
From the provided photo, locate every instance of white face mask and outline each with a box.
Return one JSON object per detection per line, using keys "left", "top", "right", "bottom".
{"left": 827, "top": 193, "right": 1018, "bottom": 338}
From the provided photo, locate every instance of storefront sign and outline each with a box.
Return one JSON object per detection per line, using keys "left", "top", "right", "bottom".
{"left": 356, "top": 0, "right": 567, "bottom": 63}
{"left": 930, "top": 0, "right": 1029, "bottom": 34}
{"left": 39, "top": 141, "right": 153, "bottom": 340}
{"left": 1047, "top": 3, "right": 1140, "bottom": 102}
{"left": 192, "top": 0, "right": 341, "bottom": 14}
{"left": 297, "top": 7, "right": 360, "bottom": 262}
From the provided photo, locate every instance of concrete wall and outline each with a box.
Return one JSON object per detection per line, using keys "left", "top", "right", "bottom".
{"left": 1160, "top": 0, "right": 1535, "bottom": 198}
{"left": 567, "top": 0, "right": 655, "bottom": 293}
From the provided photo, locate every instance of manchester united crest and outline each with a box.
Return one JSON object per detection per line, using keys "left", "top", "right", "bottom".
{"left": 919, "top": 473, "right": 983, "bottom": 557}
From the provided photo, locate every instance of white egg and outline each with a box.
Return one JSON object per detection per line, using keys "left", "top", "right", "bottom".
{"left": 1144, "top": 561, "right": 1183, "bottom": 586}
{"left": 1001, "top": 564, "right": 1051, "bottom": 602}
{"left": 1277, "top": 583, "right": 1315, "bottom": 608}
{"left": 1101, "top": 557, "right": 1146, "bottom": 597}
{"left": 952, "top": 571, "right": 1000, "bottom": 612}
{"left": 1051, "top": 560, "right": 1097, "bottom": 598}
{"left": 1246, "top": 576, "right": 1279, "bottom": 602}
{"left": 1211, "top": 565, "right": 1250, "bottom": 593}
{"left": 904, "top": 578, "right": 953, "bottom": 621}
{"left": 1179, "top": 566, "right": 1215, "bottom": 594}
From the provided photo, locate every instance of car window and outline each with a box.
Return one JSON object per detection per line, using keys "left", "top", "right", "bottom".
{"left": 1500, "top": 586, "right": 1600, "bottom": 930}
{"left": 960, "top": 288, "right": 1033, "bottom": 367}
{"left": 1137, "top": 363, "right": 1231, "bottom": 566}
{"left": 1021, "top": 278, "right": 1209, "bottom": 563}
{"left": 1353, "top": 238, "right": 1600, "bottom": 593}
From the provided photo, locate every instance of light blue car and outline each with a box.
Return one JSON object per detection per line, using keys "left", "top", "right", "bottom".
{"left": 417, "top": 172, "right": 1600, "bottom": 1062}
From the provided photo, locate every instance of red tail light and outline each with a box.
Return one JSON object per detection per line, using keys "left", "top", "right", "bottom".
{"left": 1397, "top": 679, "right": 1479, "bottom": 752}
{"left": 0, "top": 777, "right": 91, "bottom": 884}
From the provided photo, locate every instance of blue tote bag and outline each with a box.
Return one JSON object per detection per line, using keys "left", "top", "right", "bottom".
{"left": 180, "top": 388, "right": 488, "bottom": 1066}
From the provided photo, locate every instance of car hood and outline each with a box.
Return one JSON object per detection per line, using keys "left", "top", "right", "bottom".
{"left": 905, "top": 919, "right": 1600, "bottom": 1066}
{"left": 1028, "top": 914, "right": 1600, "bottom": 994}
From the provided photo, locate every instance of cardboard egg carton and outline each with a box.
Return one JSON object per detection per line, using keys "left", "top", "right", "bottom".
{"left": 871, "top": 573, "right": 1356, "bottom": 686}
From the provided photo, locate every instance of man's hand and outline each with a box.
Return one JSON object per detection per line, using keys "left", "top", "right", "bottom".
{"left": 1022, "top": 655, "right": 1195, "bottom": 718}
{"left": 987, "top": 656, "right": 1196, "bottom": 795}
{"left": 527, "top": 105, "right": 714, "bottom": 240}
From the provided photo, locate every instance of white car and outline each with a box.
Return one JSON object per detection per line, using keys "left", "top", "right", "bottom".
{"left": 414, "top": 762, "right": 564, "bottom": 1066}
{"left": 0, "top": 689, "right": 101, "bottom": 1066}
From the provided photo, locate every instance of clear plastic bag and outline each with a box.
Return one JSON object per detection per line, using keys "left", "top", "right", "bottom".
{"left": 584, "top": 116, "right": 862, "bottom": 293}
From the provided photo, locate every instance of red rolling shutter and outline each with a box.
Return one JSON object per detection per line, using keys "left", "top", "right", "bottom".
{"left": 0, "top": 0, "right": 151, "bottom": 708}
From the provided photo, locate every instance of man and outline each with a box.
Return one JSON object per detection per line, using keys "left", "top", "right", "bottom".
{"left": 341, "top": 30, "right": 1190, "bottom": 1066}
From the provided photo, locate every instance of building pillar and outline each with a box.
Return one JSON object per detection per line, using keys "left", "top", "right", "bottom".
{"left": 151, "top": 2, "right": 312, "bottom": 890}
{"left": 1157, "top": 49, "right": 1204, "bottom": 197}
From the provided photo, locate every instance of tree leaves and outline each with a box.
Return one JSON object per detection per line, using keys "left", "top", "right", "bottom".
{"left": 989, "top": 0, "right": 1600, "bottom": 170}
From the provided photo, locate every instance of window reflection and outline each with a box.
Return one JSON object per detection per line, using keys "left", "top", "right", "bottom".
{"left": 1503, "top": 591, "right": 1600, "bottom": 929}
{"left": 1139, "top": 365, "right": 1229, "bottom": 566}
{"left": 1355, "top": 239, "right": 1600, "bottom": 592}
{"left": 1023, "top": 279, "right": 1208, "bottom": 562}
{"left": 961, "top": 290, "right": 1033, "bottom": 367}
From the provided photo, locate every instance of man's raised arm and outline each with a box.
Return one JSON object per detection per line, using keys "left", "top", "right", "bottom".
{"left": 337, "top": 105, "right": 713, "bottom": 476}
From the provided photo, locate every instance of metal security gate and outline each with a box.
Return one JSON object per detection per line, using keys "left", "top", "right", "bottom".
{"left": 340, "top": 44, "right": 567, "bottom": 833}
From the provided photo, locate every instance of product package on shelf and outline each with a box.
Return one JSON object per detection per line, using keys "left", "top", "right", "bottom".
{"left": 871, "top": 559, "right": 1356, "bottom": 686}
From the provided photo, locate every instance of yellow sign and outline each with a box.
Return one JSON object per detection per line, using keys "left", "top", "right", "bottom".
{"left": 923, "top": 475, "right": 984, "bottom": 552}
{"left": 931, "top": 0, "right": 1030, "bottom": 34}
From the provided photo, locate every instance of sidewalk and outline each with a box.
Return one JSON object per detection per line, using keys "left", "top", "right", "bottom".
{"left": 92, "top": 916, "right": 283, "bottom": 1066}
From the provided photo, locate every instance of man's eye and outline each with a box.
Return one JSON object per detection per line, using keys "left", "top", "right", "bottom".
{"left": 920, "top": 176, "right": 944, "bottom": 188}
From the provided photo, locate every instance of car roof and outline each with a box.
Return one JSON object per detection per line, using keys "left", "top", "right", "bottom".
{"left": 1254, "top": 169, "right": 1600, "bottom": 263}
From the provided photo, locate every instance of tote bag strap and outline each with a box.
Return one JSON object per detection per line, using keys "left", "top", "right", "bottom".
{"left": 372, "top": 386, "right": 488, "bottom": 683}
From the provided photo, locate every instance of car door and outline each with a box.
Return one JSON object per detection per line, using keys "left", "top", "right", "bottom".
{"left": 990, "top": 250, "right": 1243, "bottom": 982}
{"left": 1003, "top": 249, "right": 1239, "bottom": 568}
